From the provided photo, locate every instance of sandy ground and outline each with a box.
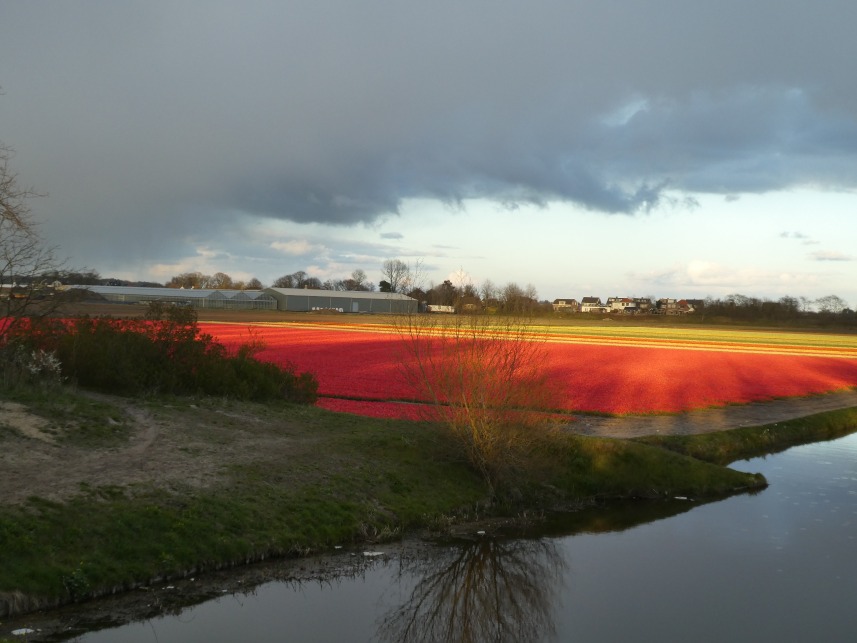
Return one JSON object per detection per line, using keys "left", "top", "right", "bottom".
{"left": 0, "top": 393, "right": 315, "bottom": 506}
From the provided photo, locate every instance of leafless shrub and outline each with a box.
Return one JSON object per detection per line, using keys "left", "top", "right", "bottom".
{"left": 1, "top": 142, "right": 61, "bottom": 342}
{"left": 397, "top": 312, "right": 564, "bottom": 495}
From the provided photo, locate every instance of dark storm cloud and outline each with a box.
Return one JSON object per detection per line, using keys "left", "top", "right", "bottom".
{"left": 3, "top": 0, "right": 857, "bottom": 255}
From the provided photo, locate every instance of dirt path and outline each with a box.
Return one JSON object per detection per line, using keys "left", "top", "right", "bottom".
{"left": 0, "top": 394, "right": 304, "bottom": 506}
{"left": 568, "top": 388, "right": 857, "bottom": 438}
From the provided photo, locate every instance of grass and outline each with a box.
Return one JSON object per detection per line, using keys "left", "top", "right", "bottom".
{"left": 634, "top": 406, "right": 857, "bottom": 465}
{"left": 3, "top": 386, "right": 855, "bottom": 618}
{"left": 0, "top": 386, "right": 131, "bottom": 447}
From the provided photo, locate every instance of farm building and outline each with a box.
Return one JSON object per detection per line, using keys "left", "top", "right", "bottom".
{"left": 264, "top": 288, "right": 417, "bottom": 314}
{"left": 61, "top": 285, "right": 278, "bottom": 310}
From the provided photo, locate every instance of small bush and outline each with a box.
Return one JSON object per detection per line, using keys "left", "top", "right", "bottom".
{"left": 0, "top": 342, "right": 64, "bottom": 390}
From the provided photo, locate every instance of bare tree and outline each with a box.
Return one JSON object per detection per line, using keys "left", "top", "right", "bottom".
{"left": 1, "top": 143, "right": 59, "bottom": 341}
{"left": 350, "top": 268, "right": 370, "bottom": 290}
{"left": 380, "top": 258, "right": 410, "bottom": 293}
{"left": 377, "top": 537, "right": 564, "bottom": 643}
{"left": 272, "top": 270, "right": 326, "bottom": 289}
{"left": 397, "top": 311, "right": 563, "bottom": 494}
{"left": 340, "top": 272, "right": 374, "bottom": 291}
{"left": 272, "top": 273, "right": 296, "bottom": 288}
{"left": 815, "top": 294, "right": 848, "bottom": 314}
{"left": 479, "top": 279, "right": 497, "bottom": 309}
{"left": 166, "top": 271, "right": 210, "bottom": 289}
{"left": 291, "top": 270, "right": 308, "bottom": 287}
{"left": 208, "top": 271, "right": 234, "bottom": 289}
{"left": 241, "top": 277, "right": 263, "bottom": 290}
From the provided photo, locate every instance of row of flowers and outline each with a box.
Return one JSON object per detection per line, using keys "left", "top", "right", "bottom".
{"left": 201, "top": 322, "right": 857, "bottom": 419}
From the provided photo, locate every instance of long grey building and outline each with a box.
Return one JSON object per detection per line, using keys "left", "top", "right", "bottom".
{"left": 264, "top": 288, "right": 417, "bottom": 314}
{"left": 61, "top": 284, "right": 416, "bottom": 313}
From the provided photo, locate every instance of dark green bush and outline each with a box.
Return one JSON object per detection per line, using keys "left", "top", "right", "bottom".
{"left": 10, "top": 305, "right": 318, "bottom": 403}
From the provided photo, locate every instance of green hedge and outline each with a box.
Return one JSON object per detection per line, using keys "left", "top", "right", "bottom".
{"left": 9, "top": 304, "right": 317, "bottom": 403}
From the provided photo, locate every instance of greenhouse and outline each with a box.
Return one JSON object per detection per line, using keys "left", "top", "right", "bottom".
{"left": 264, "top": 288, "right": 417, "bottom": 314}
{"left": 63, "top": 285, "right": 278, "bottom": 310}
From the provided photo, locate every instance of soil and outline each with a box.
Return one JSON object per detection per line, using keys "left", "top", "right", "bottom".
{"left": 0, "top": 393, "right": 316, "bottom": 506}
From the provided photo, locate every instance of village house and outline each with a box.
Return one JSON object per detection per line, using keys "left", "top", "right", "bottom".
{"left": 606, "top": 297, "right": 638, "bottom": 314}
{"left": 633, "top": 298, "right": 655, "bottom": 313}
{"left": 656, "top": 298, "right": 695, "bottom": 315}
{"left": 580, "top": 296, "right": 609, "bottom": 313}
{"left": 552, "top": 298, "right": 579, "bottom": 313}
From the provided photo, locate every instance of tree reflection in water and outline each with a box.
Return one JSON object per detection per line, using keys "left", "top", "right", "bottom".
{"left": 377, "top": 537, "right": 565, "bottom": 643}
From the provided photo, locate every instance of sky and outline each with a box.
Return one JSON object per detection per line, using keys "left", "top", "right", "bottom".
{"left": 1, "top": 1, "right": 855, "bottom": 306}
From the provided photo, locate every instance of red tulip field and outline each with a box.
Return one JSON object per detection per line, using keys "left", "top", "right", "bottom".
{"left": 200, "top": 321, "right": 857, "bottom": 419}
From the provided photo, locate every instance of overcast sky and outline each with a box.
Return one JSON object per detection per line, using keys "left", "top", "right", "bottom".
{"left": 2, "top": 1, "right": 856, "bottom": 305}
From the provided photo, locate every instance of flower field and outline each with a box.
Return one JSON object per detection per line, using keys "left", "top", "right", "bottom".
{"left": 200, "top": 321, "right": 857, "bottom": 419}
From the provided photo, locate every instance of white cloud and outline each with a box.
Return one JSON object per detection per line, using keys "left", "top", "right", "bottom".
{"left": 270, "top": 240, "right": 321, "bottom": 256}
{"left": 809, "top": 250, "right": 854, "bottom": 262}
{"left": 628, "top": 260, "right": 828, "bottom": 298}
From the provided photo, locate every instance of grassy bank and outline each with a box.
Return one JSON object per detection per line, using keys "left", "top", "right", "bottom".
{"left": 634, "top": 406, "right": 857, "bottom": 465}
{"left": 0, "top": 387, "right": 815, "bottom": 618}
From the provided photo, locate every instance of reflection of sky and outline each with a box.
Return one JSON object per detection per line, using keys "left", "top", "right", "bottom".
{"left": 81, "top": 563, "right": 409, "bottom": 642}
{"left": 555, "top": 433, "right": 857, "bottom": 642}
{"left": 76, "top": 434, "right": 857, "bottom": 642}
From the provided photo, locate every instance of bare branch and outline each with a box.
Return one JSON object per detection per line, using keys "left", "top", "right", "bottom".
{"left": 396, "top": 310, "right": 563, "bottom": 494}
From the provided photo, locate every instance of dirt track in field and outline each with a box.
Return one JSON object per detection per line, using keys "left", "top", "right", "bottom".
{"left": 567, "top": 388, "right": 857, "bottom": 438}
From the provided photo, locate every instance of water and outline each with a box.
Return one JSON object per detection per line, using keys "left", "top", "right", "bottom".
{"left": 27, "top": 434, "right": 857, "bottom": 641}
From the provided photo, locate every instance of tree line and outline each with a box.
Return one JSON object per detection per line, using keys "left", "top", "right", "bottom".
{"left": 697, "top": 293, "right": 854, "bottom": 325}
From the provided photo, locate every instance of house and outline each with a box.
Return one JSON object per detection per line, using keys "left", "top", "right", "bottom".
{"left": 580, "top": 296, "right": 609, "bottom": 313}
{"left": 552, "top": 298, "right": 579, "bottom": 313}
{"left": 606, "top": 297, "right": 638, "bottom": 314}
{"left": 456, "top": 295, "right": 482, "bottom": 313}
{"left": 656, "top": 298, "right": 696, "bottom": 315}
{"left": 686, "top": 299, "right": 705, "bottom": 311}
{"left": 633, "top": 298, "right": 654, "bottom": 313}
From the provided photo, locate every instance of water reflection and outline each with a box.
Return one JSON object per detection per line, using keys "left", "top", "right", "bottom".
{"left": 5, "top": 494, "right": 734, "bottom": 641}
{"left": 378, "top": 537, "right": 564, "bottom": 643}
